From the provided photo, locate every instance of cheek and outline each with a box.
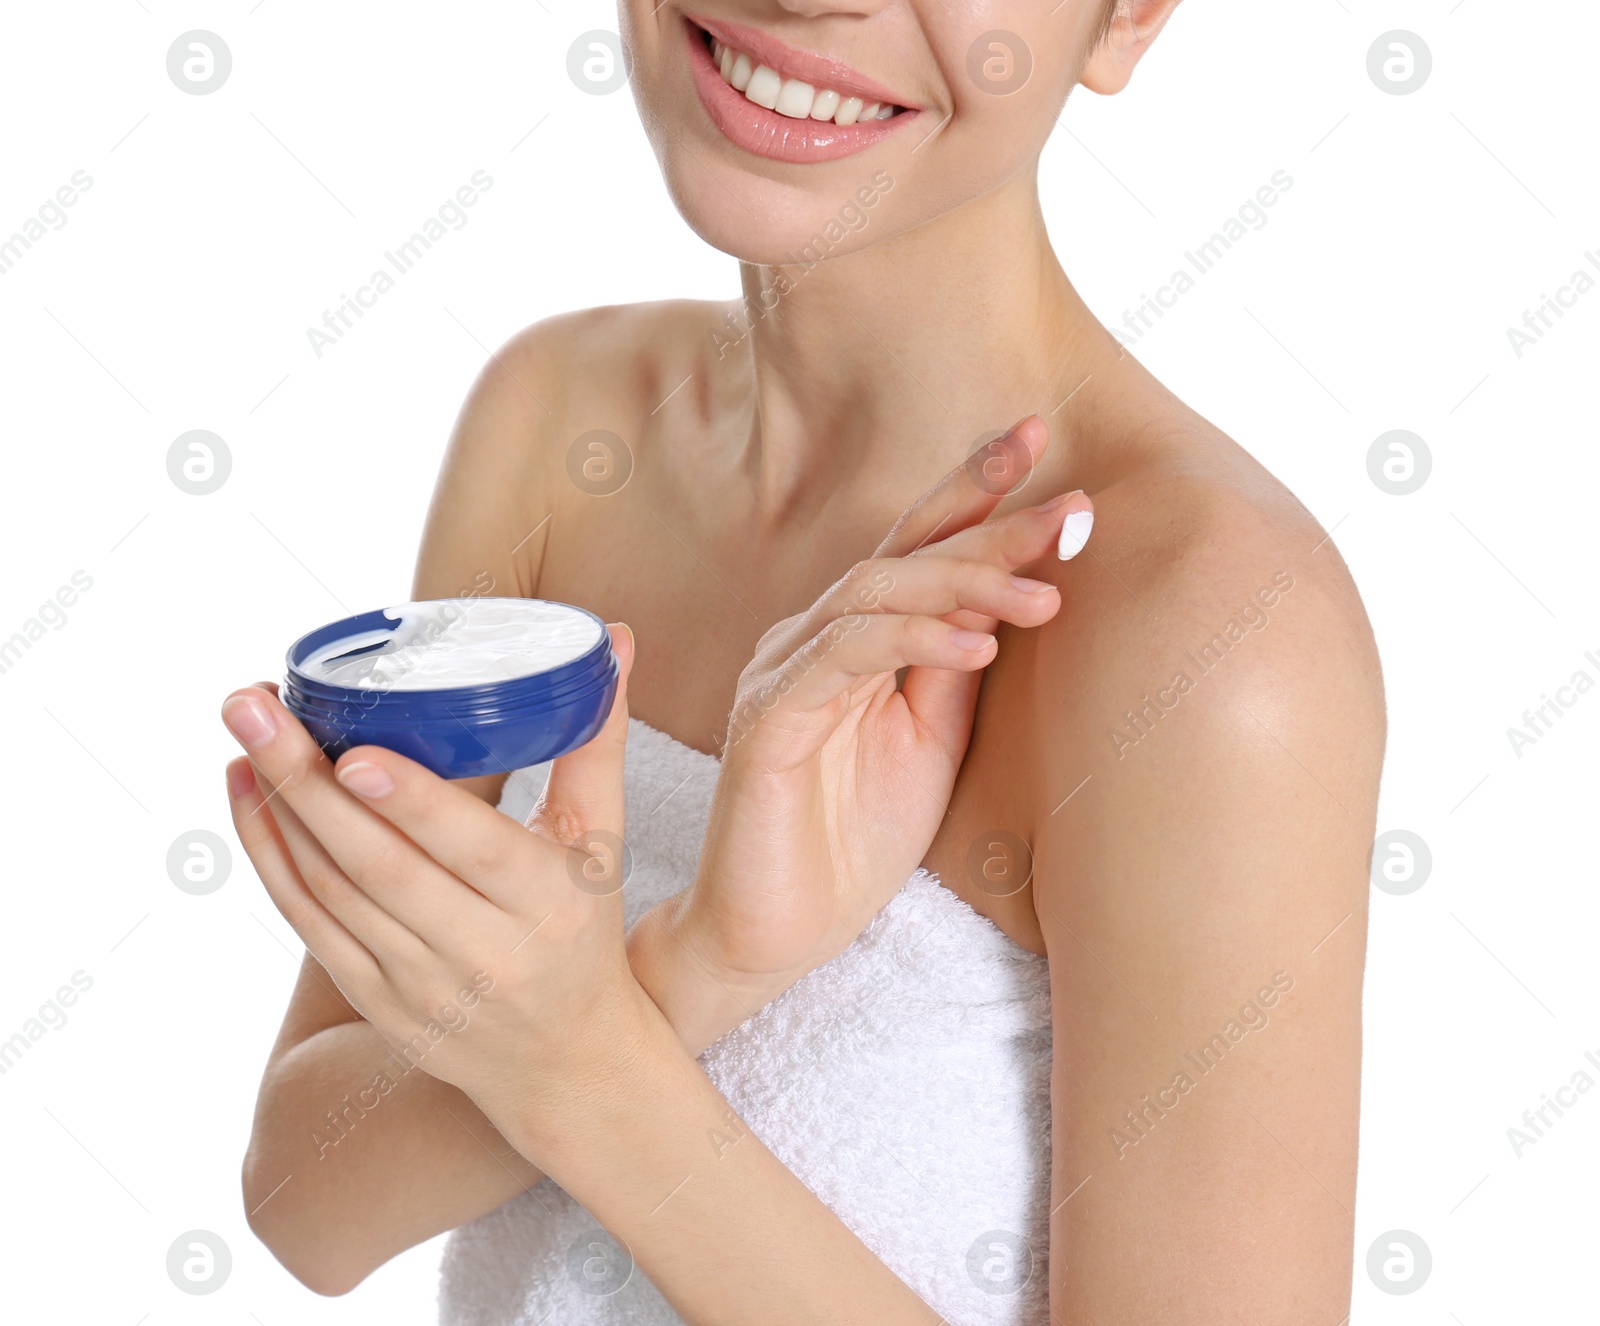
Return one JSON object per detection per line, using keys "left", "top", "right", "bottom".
{"left": 941, "top": 15, "right": 1085, "bottom": 152}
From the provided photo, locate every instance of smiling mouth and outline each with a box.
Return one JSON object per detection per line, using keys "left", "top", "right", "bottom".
{"left": 688, "top": 19, "right": 910, "bottom": 127}
{"left": 681, "top": 15, "right": 918, "bottom": 164}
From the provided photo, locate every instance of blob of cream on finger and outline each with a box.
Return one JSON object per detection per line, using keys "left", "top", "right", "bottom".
{"left": 1057, "top": 505, "right": 1094, "bottom": 560}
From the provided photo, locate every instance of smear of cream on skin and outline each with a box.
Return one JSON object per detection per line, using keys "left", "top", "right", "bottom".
{"left": 1058, "top": 508, "right": 1094, "bottom": 560}
{"left": 300, "top": 599, "right": 603, "bottom": 689}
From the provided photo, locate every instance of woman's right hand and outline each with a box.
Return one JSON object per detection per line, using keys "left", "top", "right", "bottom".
{"left": 628, "top": 416, "right": 1093, "bottom": 1053}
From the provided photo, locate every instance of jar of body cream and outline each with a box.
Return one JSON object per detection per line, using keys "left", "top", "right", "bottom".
{"left": 282, "top": 597, "right": 617, "bottom": 779}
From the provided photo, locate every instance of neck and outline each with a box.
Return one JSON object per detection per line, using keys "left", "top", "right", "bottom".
{"left": 725, "top": 168, "right": 1116, "bottom": 518}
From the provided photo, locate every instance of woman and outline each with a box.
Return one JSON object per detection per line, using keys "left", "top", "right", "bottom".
{"left": 229, "top": 0, "right": 1384, "bottom": 1320}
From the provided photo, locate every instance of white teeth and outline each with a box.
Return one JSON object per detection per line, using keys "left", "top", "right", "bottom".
{"left": 774, "top": 77, "right": 815, "bottom": 118}
{"left": 704, "top": 31, "right": 899, "bottom": 126}
{"left": 744, "top": 64, "right": 781, "bottom": 109}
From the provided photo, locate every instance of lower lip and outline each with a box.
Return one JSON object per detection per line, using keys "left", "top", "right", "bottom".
{"left": 684, "top": 20, "right": 917, "bottom": 164}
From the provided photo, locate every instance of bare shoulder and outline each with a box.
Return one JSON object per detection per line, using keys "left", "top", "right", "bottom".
{"left": 987, "top": 402, "right": 1391, "bottom": 941}
{"left": 458, "top": 296, "right": 733, "bottom": 475}
{"left": 1033, "top": 414, "right": 1386, "bottom": 781}
{"left": 490, "top": 297, "right": 732, "bottom": 390}
{"left": 414, "top": 297, "right": 732, "bottom": 592}
{"left": 934, "top": 407, "right": 1387, "bottom": 956}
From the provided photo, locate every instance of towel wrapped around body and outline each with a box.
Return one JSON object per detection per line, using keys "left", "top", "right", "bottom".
{"left": 437, "top": 717, "right": 1053, "bottom": 1326}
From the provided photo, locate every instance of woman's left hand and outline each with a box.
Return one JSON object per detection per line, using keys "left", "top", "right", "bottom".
{"left": 221, "top": 623, "right": 650, "bottom": 1123}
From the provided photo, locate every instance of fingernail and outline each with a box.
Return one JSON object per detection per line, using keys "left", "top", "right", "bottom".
{"left": 1058, "top": 508, "right": 1095, "bottom": 560}
{"left": 1036, "top": 490, "right": 1076, "bottom": 514}
{"left": 226, "top": 760, "right": 256, "bottom": 799}
{"left": 951, "top": 628, "right": 994, "bottom": 652}
{"left": 337, "top": 761, "right": 394, "bottom": 798}
{"left": 1009, "top": 575, "right": 1055, "bottom": 594}
{"left": 221, "top": 694, "right": 276, "bottom": 750}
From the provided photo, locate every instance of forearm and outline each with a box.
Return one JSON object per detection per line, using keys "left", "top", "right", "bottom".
{"left": 625, "top": 893, "right": 773, "bottom": 1058}
{"left": 244, "top": 1018, "right": 542, "bottom": 1294}
{"left": 487, "top": 998, "right": 940, "bottom": 1326}
{"left": 247, "top": 914, "right": 753, "bottom": 1293}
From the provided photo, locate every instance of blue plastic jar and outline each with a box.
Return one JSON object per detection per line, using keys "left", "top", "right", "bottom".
{"left": 282, "top": 597, "right": 617, "bottom": 779}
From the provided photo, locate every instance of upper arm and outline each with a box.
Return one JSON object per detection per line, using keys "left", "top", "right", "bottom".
{"left": 1030, "top": 500, "right": 1384, "bottom": 1321}
{"left": 410, "top": 317, "right": 579, "bottom": 804}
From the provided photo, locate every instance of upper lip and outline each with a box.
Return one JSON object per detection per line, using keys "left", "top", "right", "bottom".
{"left": 686, "top": 12, "right": 918, "bottom": 110}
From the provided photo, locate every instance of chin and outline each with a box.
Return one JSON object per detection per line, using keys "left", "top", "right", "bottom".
{"left": 650, "top": 152, "right": 911, "bottom": 267}
{"left": 622, "top": 5, "right": 933, "bottom": 266}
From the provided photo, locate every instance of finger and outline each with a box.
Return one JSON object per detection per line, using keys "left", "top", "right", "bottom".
{"left": 757, "top": 492, "right": 1080, "bottom": 668}
{"left": 939, "top": 608, "right": 1000, "bottom": 635}
{"left": 252, "top": 769, "right": 433, "bottom": 957}
{"left": 873, "top": 415, "right": 1049, "bottom": 560}
{"left": 812, "top": 553, "right": 1064, "bottom": 632}
{"left": 891, "top": 493, "right": 1092, "bottom": 745}
{"left": 899, "top": 663, "right": 985, "bottom": 765}
{"left": 773, "top": 614, "right": 1003, "bottom": 717}
{"left": 221, "top": 685, "right": 496, "bottom": 941}
{"left": 225, "top": 755, "right": 383, "bottom": 984}
{"left": 329, "top": 744, "right": 553, "bottom": 914}
{"left": 535, "top": 623, "right": 634, "bottom": 843}
{"left": 910, "top": 488, "right": 1093, "bottom": 568}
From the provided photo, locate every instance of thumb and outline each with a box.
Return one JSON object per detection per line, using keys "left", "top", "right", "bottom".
{"left": 536, "top": 622, "right": 634, "bottom": 841}
{"left": 899, "top": 657, "right": 984, "bottom": 776}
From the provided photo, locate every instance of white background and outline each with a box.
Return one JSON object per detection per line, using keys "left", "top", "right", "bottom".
{"left": 1, "top": 0, "right": 1595, "bottom": 1321}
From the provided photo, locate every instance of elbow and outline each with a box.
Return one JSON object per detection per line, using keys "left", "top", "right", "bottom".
{"left": 241, "top": 1152, "right": 368, "bottom": 1297}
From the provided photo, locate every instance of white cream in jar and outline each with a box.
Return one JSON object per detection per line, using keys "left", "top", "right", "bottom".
{"left": 298, "top": 598, "right": 604, "bottom": 690}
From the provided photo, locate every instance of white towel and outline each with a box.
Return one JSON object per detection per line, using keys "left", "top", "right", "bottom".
{"left": 437, "top": 718, "right": 1053, "bottom": 1325}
